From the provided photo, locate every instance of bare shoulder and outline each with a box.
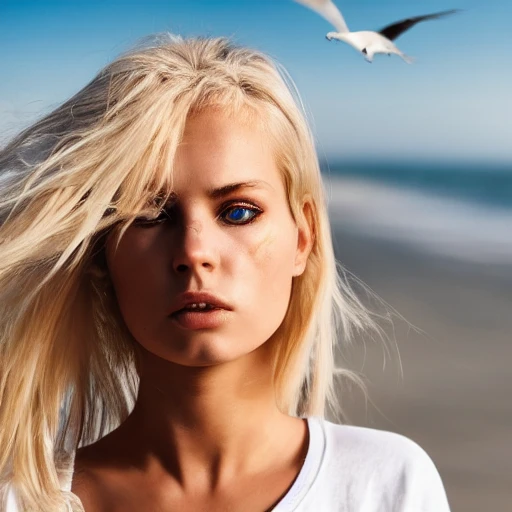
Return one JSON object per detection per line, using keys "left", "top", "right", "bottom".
{"left": 71, "top": 442, "right": 121, "bottom": 512}
{"left": 71, "top": 467, "right": 103, "bottom": 512}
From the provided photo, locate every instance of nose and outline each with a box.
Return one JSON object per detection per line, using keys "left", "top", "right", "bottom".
{"left": 171, "top": 219, "right": 219, "bottom": 274}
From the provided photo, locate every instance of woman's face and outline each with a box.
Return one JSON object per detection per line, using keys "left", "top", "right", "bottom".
{"left": 106, "top": 108, "right": 312, "bottom": 367}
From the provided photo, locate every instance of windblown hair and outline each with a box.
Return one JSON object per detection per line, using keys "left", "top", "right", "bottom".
{"left": 0, "top": 34, "right": 375, "bottom": 511}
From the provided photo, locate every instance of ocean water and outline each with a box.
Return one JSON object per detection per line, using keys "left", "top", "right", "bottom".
{"left": 324, "top": 162, "right": 512, "bottom": 265}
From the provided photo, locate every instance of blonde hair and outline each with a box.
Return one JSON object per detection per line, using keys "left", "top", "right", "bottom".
{"left": 0, "top": 34, "right": 375, "bottom": 511}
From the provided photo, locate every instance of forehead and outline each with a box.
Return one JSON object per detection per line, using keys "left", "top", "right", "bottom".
{"left": 171, "top": 108, "right": 283, "bottom": 196}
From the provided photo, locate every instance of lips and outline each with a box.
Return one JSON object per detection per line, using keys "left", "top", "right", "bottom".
{"left": 169, "top": 291, "right": 232, "bottom": 316}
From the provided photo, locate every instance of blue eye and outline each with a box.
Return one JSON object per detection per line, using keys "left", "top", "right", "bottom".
{"left": 134, "top": 201, "right": 262, "bottom": 228}
{"left": 222, "top": 204, "right": 261, "bottom": 225}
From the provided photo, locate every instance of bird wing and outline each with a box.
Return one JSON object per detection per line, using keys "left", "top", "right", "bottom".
{"left": 293, "top": 0, "right": 350, "bottom": 33}
{"left": 379, "top": 9, "right": 460, "bottom": 41}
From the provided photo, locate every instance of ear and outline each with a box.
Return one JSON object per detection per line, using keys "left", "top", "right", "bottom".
{"left": 293, "top": 197, "right": 315, "bottom": 277}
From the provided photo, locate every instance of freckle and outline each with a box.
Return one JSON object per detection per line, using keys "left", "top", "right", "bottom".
{"left": 251, "top": 230, "right": 276, "bottom": 260}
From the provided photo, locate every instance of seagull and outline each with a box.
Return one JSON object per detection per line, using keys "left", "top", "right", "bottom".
{"left": 293, "top": 0, "right": 459, "bottom": 63}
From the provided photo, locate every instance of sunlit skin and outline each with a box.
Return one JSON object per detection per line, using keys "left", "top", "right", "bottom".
{"left": 72, "top": 109, "right": 315, "bottom": 512}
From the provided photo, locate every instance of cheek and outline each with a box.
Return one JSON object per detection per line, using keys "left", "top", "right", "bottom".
{"left": 107, "top": 228, "right": 165, "bottom": 280}
{"left": 245, "top": 221, "right": 297, "bottom": 309}
{"left": 252, "top": 216, "right": 297, "bottom": 269}
{"left": 105, "top": 232, "right": 166, "bottom": 323}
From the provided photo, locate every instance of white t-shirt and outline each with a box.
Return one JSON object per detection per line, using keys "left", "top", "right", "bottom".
{"left": 275, "top": 418, "right": 450, "bottom": 511}
{"left": 6, "top": 418, "right": 450, "bottom": 511}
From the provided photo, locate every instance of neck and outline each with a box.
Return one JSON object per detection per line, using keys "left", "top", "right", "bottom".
{"left": 134, "top": 343, "right": 279, "bottom": 436}
{"left": 113, "top": 344, "right": 304, "bottom": 487}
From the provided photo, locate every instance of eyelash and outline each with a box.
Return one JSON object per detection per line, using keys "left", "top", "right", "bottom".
{"left": 134, "top": 200, "right": 263, "bottom": 228}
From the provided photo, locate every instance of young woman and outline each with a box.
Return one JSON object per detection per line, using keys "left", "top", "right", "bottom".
{"left": 0, "top": 35, "right": 450, "bottom": 511}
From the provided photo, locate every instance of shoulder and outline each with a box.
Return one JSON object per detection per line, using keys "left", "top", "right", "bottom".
{"left": 323, "top": 420, "right": 435, "bottom": 468}
{"left": 315, "top": 420, "right": 451, "bottom": 511}
{"left": 72, "top": 441, "right": 144, "bottom": 512}
{"left": 71, "top": 447, "right": 117, "bottom": 512}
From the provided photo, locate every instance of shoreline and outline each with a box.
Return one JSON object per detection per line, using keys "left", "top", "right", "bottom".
{"left": 331, "top": 224, "right": 512, "bottom": 512}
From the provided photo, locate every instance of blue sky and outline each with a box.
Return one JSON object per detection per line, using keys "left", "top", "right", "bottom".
{"left": 1, "top": 0, "right": 511, "bottom": 163}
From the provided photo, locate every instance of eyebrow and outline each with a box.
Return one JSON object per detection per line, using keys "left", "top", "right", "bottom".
{"left": 161, "top": 180, "right": 273, "bottom": 204}
{"left": 207, "top": 180, "right": 273, "bottom": 199}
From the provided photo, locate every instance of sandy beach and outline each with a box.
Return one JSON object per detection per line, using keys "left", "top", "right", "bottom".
{"left": 331, "top": 225, "right": 512, "bottom": 512}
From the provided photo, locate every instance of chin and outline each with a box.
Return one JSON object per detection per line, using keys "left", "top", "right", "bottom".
{"left": 140, "top": 336, "right": 264, "bottom": 368}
